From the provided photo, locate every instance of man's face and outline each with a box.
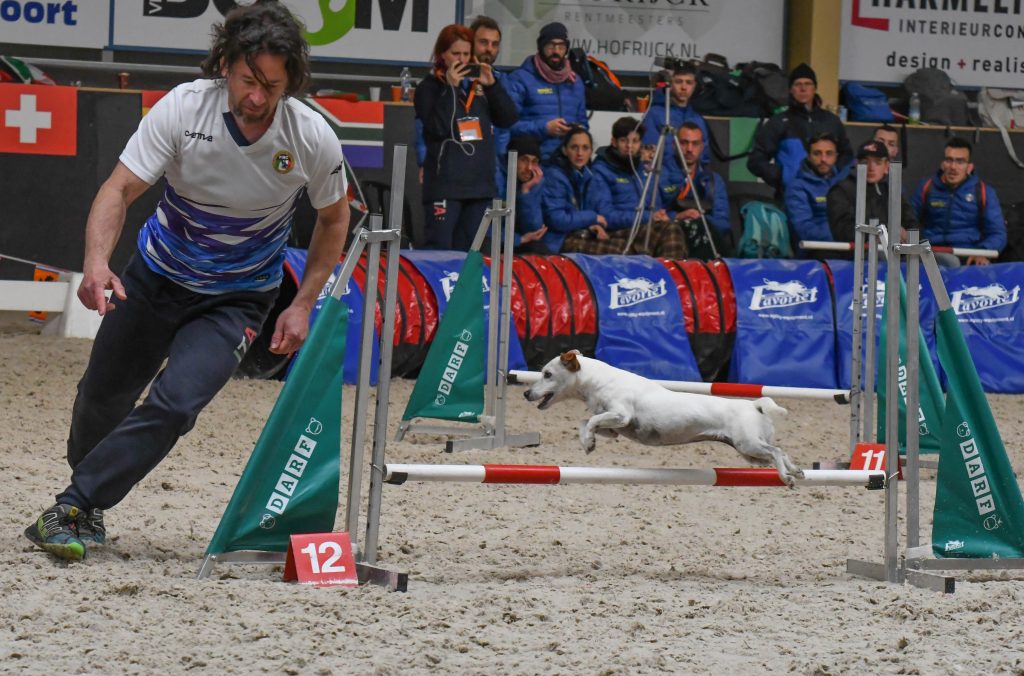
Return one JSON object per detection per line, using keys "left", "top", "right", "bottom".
{"left": 474, "top": 27, "right": 500, "bottom": 65}
{"left": 874, "top": 130, "right": 899, "bottom": 161}
{"left": 224, "top": 53, "right": 288, "bottom": 125}
{"left": 807, "top": 140, "right": 838, "bottom": 176}
{"left": 516, "top": 153, "right": 540, "bottom": 182}
{"left": 613, "top": 131, "right": 641, "bottom": 159}
{"left": 540, "top": 39, "right": 568, "bottom": 71}
{"left": 677, "top": 128, "right": 704, "bottom": 167}
{"left": 865, "top": 157, "right": 889, "bottom": 184}
{"left": 790, "top": 77, "right": 816, "bottom": 106}
{"left": 941, "top": 147, "right": 973, "bottom": 186}
{"left": 670, "top": 73, "right": 696, "bottom": 107}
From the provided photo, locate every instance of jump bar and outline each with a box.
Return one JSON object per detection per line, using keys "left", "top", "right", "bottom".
{"left": 799, "top": 240, "right": 998, "bottom": 259}
{"left": 507, "top": 371, "right": 850, "bottom": 403}
{"left": 383, "top": 464, "right": 885, "bottom": 489}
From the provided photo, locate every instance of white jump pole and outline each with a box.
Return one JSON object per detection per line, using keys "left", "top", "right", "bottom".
{"left": 799, "top": 240, "right": 998, "bottom": 259}
{"left": 383, "top": 463, "right": 885, "bottom": 488}
{"left": 508, "top": 371, "right": 850, "bottom": 403}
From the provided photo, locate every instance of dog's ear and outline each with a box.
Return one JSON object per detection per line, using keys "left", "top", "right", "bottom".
{"left": 559, "top": 350, "right": 581, "bottom": 372}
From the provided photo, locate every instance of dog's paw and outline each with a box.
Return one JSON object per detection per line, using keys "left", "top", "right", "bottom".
{"left": 579, "top": 427, "right": 596, "bottom": 454}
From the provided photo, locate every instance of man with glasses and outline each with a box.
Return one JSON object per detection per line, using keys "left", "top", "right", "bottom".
{"left": 911, "top": 137, "right": 1005, "bottom": 266}
{"left": 504, "top": 22, "right": 587, "bottom": 161}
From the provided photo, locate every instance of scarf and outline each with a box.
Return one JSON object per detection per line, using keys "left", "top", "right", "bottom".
{"left": 533, "top": 54, "right": 577, "bottom": 84}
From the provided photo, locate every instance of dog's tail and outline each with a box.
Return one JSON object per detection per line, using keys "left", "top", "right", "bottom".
{"left": 754, "top": 397, "right": 788, "bottom": 421}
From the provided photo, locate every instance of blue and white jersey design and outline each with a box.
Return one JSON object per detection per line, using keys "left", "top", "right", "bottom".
{"left": 120, "top": 78, "right": 346, "bottom": 293}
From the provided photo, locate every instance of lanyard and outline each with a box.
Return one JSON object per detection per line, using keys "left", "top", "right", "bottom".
{"left": 463, "top": 80, "right": 479, "bottom": 113}
{"left": 676, "top": 170, "right": 695, "bottom": 202}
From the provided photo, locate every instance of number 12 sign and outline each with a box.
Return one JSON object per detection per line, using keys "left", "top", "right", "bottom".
{"left": 283, "top": 532, "right": 359, "bottom": 588}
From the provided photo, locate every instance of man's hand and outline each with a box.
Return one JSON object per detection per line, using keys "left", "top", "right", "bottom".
{"left": 270, "top": 304, "right": 312, "bottom": 355}
{"left": 77, "top": 265, "right": 127, "bottom": 316}
{"left": 546, "top": 118, "right": 572, "bottom": 137}
{"left": 676, "top": 208, "right": 700, "bottom": 221}
{"left": 522, "top": 166, "right": 544, "bottom": 193}
{"left": 966, "top": 255, "right": 991, "bottom": 266}
{"left": 478, "top": 63, "right": 495, "bottom": 86}
{"left": 653, "top": 209, "right": 669, "bottom": 221}
{"left": 521, "top": 225, "right": 548, "bottom": 244}
{"left": 589, "top": 224, "right": 609, "bottom": 240}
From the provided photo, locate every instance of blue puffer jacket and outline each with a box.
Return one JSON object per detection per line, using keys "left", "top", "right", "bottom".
{"left": 639, "top": 88, "right": 710, "bottom": 164}
{"left": 784, "top": 159, "right": 849, "bottom": 252}
{"left": 591, "top": 146, "right": 657, "bottom": 231}
{"left": 911, "top": 172, "right": 1006, "bottom": 252}
{"left": 497, "top": 160, "right": 546, "bottom": 248}
{"left": 657, "top": 155, "right": 730, "bottom": 235}
{"left": 541, "top": 153, "right": 613, "bottom": 253}
{"left": 504, "top": 57, "right": 588, "bottom": 161}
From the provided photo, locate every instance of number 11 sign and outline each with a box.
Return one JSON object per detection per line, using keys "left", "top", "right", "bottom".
{"left": 282, "top": 532, "right": 359, "bottom": 588}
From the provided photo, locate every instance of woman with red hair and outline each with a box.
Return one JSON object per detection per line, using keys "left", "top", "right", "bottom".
{"left": 415, "top": 23, "right": 518, "bottom": 250}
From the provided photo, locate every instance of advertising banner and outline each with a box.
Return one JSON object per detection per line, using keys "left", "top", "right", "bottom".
{"left": 465, "top": 0, "right": 785, "bottom": 73}
{"left": 0, "top": 0, "right": 108, "bottom": 48}
{"left": 112, "top": 0, "right": 458, "bottom": 63}
{"left": 840, "top": 0, "right": 1024, "bottom": 87}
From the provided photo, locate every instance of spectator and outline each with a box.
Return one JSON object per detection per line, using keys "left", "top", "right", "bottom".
{"left": 640, "top": 61, "right": 710, "bottom": 165}
{"left": 784, "top": 133, "right": 849, "bottom": 253}
{"left": 541, "top": 126, "right": 613, "bottom": 253}
{"left": 747, "top": 63, "right": 853, "bottom": 194}
{"left": 911, "top": 137, "right": 1005, "bottom": 266}
{"left": 497, "top": 135, "right": 550, "bottom": 254}
{"left": 592, "top": 117, "right": 687, "bottom": 259}
{"left": 504, "top": 22, "right": 588, "bottom": 161}
{"left": 658, "top": 122, "right": 731, "bottom": 257}
{"left": 415, "top": 24, "right": 517, "bottom": 250}
{"left": 873, "top": 123, "right": 900, "bottom": 163}
{"left": 827, "top": 139, "right": 917, "bottom": 255}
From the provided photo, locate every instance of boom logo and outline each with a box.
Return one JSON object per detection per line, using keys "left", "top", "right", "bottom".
{"left": 143, "top": 0, "right": 429, "bottom": 45}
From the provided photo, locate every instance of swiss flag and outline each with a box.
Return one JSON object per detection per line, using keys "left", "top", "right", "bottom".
{"left": 0, "top": 84, "right": 77, "bottom": 156}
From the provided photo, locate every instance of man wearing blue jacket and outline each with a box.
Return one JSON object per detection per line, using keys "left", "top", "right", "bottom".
{"left": 784, "top": 132, "right": 849, "bottom": 254}
{"left": 658, "top": 122, "right": 731, "bottom": 257}
{"left": 592, "top": 117, "right": 687, "bottom": 259}
{"left": 640, "top": 61, "right": 709, "bottom": 165}
{"left": 747, "top": 63, "right": 852, "bottom": 195}
{"left": 912, "top": 137, "right": 1006, "bottom": 266}
{"left": 504, "top": 22, "right": 588, "bottom": 162}
{"left": 497, "top": 135, "right": 550, "bottom": 254}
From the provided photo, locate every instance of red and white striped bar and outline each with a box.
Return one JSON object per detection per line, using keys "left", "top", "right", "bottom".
{"left": 507, "top": 370, "right": 850, "bottom": 403}
{"left": 799, "top": 240, "right": 998, "bottom": 259}
{"left": 383, "top": 464, "right": 885, "bottom": 489}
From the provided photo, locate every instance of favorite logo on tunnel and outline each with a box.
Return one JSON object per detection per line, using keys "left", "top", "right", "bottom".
{"left": 749, "top": 278, "right": 817, "bottom": 312}
{"left": 608, "top": 277, "right": 667, "bottom": 310}
{"left": 440, "top": 270, "right": 489, "bottom": 303}
{"left": 951, "top": 283, "right": 1020, "bottom": 316}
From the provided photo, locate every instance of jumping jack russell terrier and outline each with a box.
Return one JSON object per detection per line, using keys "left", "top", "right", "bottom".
{"left": 523, "top": 351, "right": 804, "bottom": 486}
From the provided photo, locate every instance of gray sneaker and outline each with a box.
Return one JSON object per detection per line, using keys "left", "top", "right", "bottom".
{"left": 77, "top": 508, "right": 106, "bottom": 546}
{"left": 24, "top": 504, "right": 86, "bottom": 561}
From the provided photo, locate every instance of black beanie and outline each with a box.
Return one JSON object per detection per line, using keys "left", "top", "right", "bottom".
{"left": 789, "top": 62, "right": 817, "bottom": 86}
{"left": 536, "top": 22, "right": 569, "bottom": 51}
{"left": 507, "top": 135, "right": 542, "bottom": 160}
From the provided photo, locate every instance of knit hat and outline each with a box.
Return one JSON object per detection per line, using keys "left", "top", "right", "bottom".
{"left": 789, "top": 62, "right": 817, "bottom": 86}
{"left": 536, "top": 22, "right": 569, "bottom": 51}
{"left": 857, "top": 139, "right": 889, "bottom": 160}
{"left": 507, "top": 135, "right": 542, "bottom": 160}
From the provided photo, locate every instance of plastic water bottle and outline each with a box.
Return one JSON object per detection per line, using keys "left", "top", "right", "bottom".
{"left": 909, "top": 92, "right": 921, "bottom": 123}
{"left": 399, "top": 67, "right": 412, "bottom": 102}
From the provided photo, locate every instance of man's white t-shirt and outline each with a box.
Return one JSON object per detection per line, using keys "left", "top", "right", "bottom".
{"left": 120, "top": 78, "right": 346, "bottom": 293}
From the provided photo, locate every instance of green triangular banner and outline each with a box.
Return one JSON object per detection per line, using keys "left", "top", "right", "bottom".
{"left": 205, "top": 296, "right": 347, "bottom": 554}
{"left": 402, "top": 251, "right": 486, "bottom": 423}
{"left": 876, "top": 275, "right": 944, "bottom": 454}
{"left": 932, "top": 308, "right": 1024, "bottom": 558}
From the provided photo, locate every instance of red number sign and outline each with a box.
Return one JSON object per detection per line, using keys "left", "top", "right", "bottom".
{"left": 282, "top": 532, "right": 358, "bottom": 588}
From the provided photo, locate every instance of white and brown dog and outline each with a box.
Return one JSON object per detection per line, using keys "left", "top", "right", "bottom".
{"left": 524, "top": 351, "right": 804, "bottom": 486}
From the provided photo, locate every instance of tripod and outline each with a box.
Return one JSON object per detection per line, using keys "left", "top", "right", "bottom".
{"left": 623, "top": 77, "right": 718, "bottom": 259}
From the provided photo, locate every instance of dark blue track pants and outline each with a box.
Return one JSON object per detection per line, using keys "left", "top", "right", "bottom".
{"left": 423, "top": 198, "right": 490, "bottom": 251}
{"left": 57, "top": 255, "right": 277, "bottom": 510}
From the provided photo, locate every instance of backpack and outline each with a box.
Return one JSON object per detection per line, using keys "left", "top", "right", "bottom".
{"left": 978, "top": 88, "right": 1024, "bottom": 169}
{"left": 902, "top": 68, "right": 969, "bottom": 126}
{"left": 568, "top": 48, "right": 627, "bottom": 111}
{"left": 999, "top": 201, "right": 1024, "bottom": 262}
{"left": 690, "top": 53, "right": 762, "bottom": 118}
{"left": 738, "top": 61, "right": 790, "bottom": 116}
{"left": 842, "top": 82, "right": 894, "bottom": 122}
{"left": 738, "top": 201, "right": 792, "bottom": 258}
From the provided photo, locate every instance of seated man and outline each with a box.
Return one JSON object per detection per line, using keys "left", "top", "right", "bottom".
{"left": 784, "top": 133, "right": 849, "bottom": 254}
{"left": 497, "top": 135, "right": 550, "bottom": 254}
{"left": 658, "top": 122, "right": 731, "bottom": 258}
{"left": 827, "top": 140, "right": 917, "bottom": 257}
{"left": 591, "top": 117, "right": 686, "bottom": 259}
{"left": 911, "top": 137, "right": 1006, "bottom": 266}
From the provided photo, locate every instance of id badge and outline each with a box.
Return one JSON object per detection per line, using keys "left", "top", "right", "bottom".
{"left": 457, "top": 117, "right": 483, "bottom": 142}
